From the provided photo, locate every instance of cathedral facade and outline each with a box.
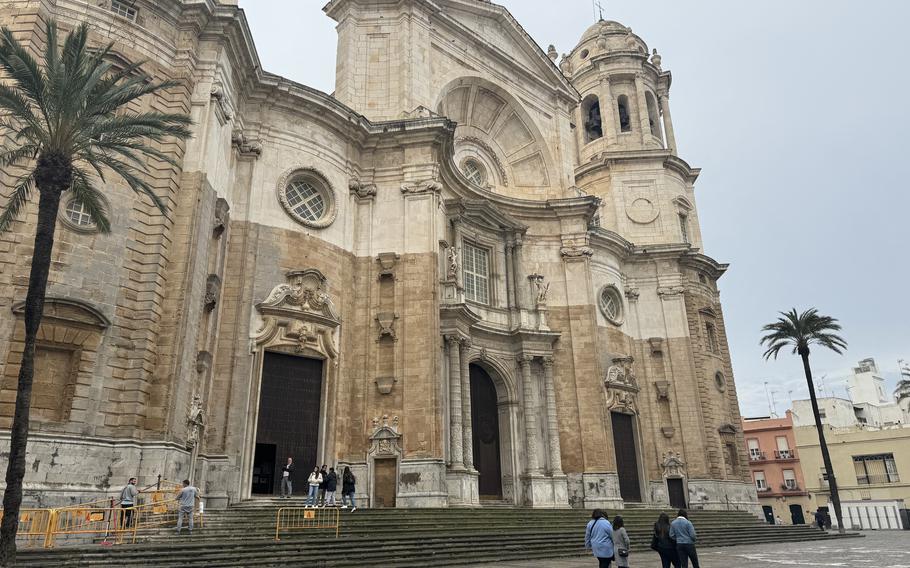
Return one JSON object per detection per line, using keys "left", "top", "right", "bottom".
{"left": 0, "top": 0, "right": 758, "bottom": 511}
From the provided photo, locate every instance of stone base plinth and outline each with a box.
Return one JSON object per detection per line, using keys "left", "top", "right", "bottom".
{"left": 520, "top": 473, "right": 570, "bottom": 508}
{"left": 396, "top": 458, "right": 448, "bottom": 508}
{"left": 574, "top": 472, "right": 624, "bottom": 509}
{"left": 446, "top": 468, "right": 480, "bottom": 506}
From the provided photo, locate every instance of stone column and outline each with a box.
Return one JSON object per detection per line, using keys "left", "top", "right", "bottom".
{"left": 542, "top": 357, "right": 563, "bottom": 475}
{"left": 518, "top": 355, "right": 540, "bottom": 474}
{"left": 634, "top": 74, "right": 652, "bottom": 145}
{"left": 658, "top": 91, "right": 677, "bottom": 154}
{"left": 598, "top": 77, "right": 618, "bottom": 146}
{"left": 504, "top": 242, "right": 516, "bottom": 310}
{"left": 574, "top": 105, "right": 587, "bottom": 153}
{"left": 446, "top": 335, "right": 464, "bottom": 469}
{"left": 460, "top": 338, "right": 475, "bottom": 471}
{"left": 512, "top": 238, "right": 526, "bottom": 310}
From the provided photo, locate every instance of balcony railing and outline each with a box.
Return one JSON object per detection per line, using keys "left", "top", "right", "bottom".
{"left": 780, "top": 482, "right": 801, "bottom": 492}
{"left": 749, "top": 452, "right": 766, "bottom": 461}
{"left": 857, "top": 473, "right": 901, "bottom": 485}
{"left": 774, "top": 449, "right": 797, "bottom": 460}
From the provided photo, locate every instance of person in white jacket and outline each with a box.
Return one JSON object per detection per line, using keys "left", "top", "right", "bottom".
{"left": 306, "top": 467, "right": 322, "bottom": 507}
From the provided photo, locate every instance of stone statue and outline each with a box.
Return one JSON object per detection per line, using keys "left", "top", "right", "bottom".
{"left": 447, "top": 246, "right": 459, "bottom": 280}
{"left": 535, "top": 280, "right": 550, "bottom": 304}
{"left": 186, "top": 395, "right": 205, "bottom": 449}
{"left": 559, "top": 54, "right": 572, "bottom": 74}
{"left": 651, "top": 48, "right": 662, "bottom": 69}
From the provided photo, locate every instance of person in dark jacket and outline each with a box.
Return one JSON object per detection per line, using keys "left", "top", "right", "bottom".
{"left": 341, "top": 466, "right": 357, "bottom": 512}
{"left": 317, "top": 465, "right": 328, "bottom": 506}
{"left": 280, "top": 457, "right": 294, "bottom": 498}
{"left": 669, "top": 509, "right": 700, "bottom": 568}
{"left": 814, "top": 509, "right": 826, "bottom": 531}
{"left": 651, "top": 513, "right": 680, "bottom": 568}
{"left": 324, "top": 467, "right": 338, "bottom": 507}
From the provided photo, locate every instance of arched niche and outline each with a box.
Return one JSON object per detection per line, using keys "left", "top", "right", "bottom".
{"left": 436, "top": 76, "right": 556, "bottom": 198}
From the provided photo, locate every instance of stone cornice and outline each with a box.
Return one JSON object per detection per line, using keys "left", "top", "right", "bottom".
{"left": 680, "top": 253, "right": 730, "bottom": 279}
{"left": 575, "top": 149, "right": 700, "bottom": 185}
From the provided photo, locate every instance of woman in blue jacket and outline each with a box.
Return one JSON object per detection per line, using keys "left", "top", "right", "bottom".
{"left": 585, "top": 509, "right": 615, "bottom": 568}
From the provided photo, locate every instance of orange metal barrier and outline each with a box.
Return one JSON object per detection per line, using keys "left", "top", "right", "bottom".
{"left": 0, "top": 509, "right": 54, "bottom": 548}
{"left": 275, "top": 507, "right": 340, "bottom": 541}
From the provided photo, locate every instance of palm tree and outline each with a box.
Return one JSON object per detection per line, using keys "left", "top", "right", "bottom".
{"left": 0, "top": 22, "right": 191, "bottom": 563}
{"left": 760, "top": 308, "right": 847, "bottom": 534}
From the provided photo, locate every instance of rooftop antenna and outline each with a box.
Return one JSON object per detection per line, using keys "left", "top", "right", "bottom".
{"left": 764, "top": 381, "right": 774, "bottom": 417}
{"left": 593, "top": 0, "right": 605, "bottom": 21}
{"left": 769, "top": 390, "right": 779, "bottom": 418}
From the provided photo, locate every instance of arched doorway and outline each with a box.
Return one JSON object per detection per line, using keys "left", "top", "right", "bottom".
{"left": 470, "top": 364, "right": 503, "bottom": 500}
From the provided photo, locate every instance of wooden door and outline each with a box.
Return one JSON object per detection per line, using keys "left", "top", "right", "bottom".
{"left": 373, "top": 458, "right": 397, "bottom": 508}
{"left": 611, "top": 412, "right": 642, "bottom": 502}
{"left": 667, "top": 478, "right": 687, "bottom": 509}
{"left": 254, "top": 352, "right": 323, "bottom": 495}
{"left": 471, "top": 365, "right": 503, "bottom": 499}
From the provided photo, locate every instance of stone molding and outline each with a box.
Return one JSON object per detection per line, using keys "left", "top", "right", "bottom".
{"left": 401, "top": 179, "right": 443, "bottom": 195}
{"left": 349, "top": 179, "right": 377, "bottom": 199}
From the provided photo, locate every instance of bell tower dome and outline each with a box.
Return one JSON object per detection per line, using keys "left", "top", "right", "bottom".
{"left": 561, "top": 20, "right": 677, "bottom": 161}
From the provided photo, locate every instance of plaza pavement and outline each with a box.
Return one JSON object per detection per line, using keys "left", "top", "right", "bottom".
{"left": 464, "top": 531, "right": 910, "bottom": 567}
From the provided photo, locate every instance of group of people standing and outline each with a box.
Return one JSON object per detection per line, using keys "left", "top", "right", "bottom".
{"left": 585, "top": 509, "right": 701, "bottom": 568}
{"left": 279, "top": 458, "right": 358, "bottom": 511}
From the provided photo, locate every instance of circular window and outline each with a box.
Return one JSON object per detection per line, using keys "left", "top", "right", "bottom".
{"left": 714, "top": 372, "right": 727, "bottom": 392}
{"left": 462, "top": 159, "right": 486, "bottom": 187}
{"left": 59, "top": 196, "right": 104, "bottom": 233}
{"left": 598, "top": 285, "right": 624, "bottom": 325}
{"left": 276, "top": 168, "right": 336, "bottom": 229}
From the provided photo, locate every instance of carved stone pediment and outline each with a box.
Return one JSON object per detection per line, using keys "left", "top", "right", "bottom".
{"left": 605, "top": 356, "right": 639, "bottom": 414}
{"left": 662, "top": 452, "right": 686, "bottom": 478}
{"left": 444, "top": 198, "right": 527, "bottom": 236}
{"left": 369, "top": 415, "right": 403, "bottom": 458}
{"left": 253, "top": 269, "right": 340, "bottom": 359}
{"left": 13, "top": 297, "right": 110, "bottom": 330}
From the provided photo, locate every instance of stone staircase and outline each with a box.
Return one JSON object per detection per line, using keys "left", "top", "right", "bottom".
{"left": 16, "top": 500, "right": 856, "bottom": 567}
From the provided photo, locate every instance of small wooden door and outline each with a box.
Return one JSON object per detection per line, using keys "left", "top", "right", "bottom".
{"left": 611, "top": 412, "right": 642, "bottom": 502}
{"left": 789, "top": 504, "right": 805, "bottom": 525}
{"left": 667, "top": 478, "right": 687, "bottom": 509}
{"left": 373, "top": 458, "right": 397, "bottom": 508}
{"left": 762, "top": 505, "right": 775, "bottom": 524}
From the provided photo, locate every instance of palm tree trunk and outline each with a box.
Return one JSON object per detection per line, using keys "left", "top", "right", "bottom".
{"left": 0, "top": 175, "right": 64, "bottom": 566}
{"left": 801, "top": 351, "right": 846, "bottom": 534}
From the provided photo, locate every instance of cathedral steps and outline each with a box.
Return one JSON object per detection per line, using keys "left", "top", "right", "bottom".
{"left": 15, "top": 507, "right": 856, "bottom": 567}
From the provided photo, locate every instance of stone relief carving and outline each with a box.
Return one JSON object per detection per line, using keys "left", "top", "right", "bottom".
{"left": 559, "top": 245, "right": 594, "bottom": 261}
{"left": 605, "top": 356, "right": 639, "bottom": 414}
{"left": 376, "top": 252, "right": 400, "bottom": 281}
{"left": 375, "top": 312, "right": 398, "bottom": 341}
{"left": 401, "top": 180, "right": 443, "bottom": 195}
{"left": 657, "top": 285, "right": 685, "bottom": 298}
{"left": 213, "top": 198, "right": 229, "bottom": 237}
{"left": 369, "top": 415, "right": 403, "bottom": 458}
{"left": 661, "top": 452, "right": 686, "bottom": 478}
{"left": 624, "top": 286, "right": 640, "bottom": 302}
{"left": 528, "top": 274, "right": 550, "bottom": 305}
{"left": 253, "top": 269, "right": 341, "bottom": 359}
{"left": 186, "top": 394, "right": 205, "bottom": 449}
{"left": 210, "top": 85, "right": 233, "bottom": 122}
{"left": 349, "top": 179, "right": 377, "bottom": 199}
{"left": 559, "top": 53, "right": 573, "bottom": 74}
{"left": 649, "top": 337, "right": 664, "bottom": 354}
{"left": 375, "top": 376, "right": 397, "bottom": 395}
{"left": 204, "top": 274, "right": 221, "bottom": 312}
{"left": 654, "top": 380, "right": 670, "bottom": 401}
{"left": 231, "top": 129, "right": 262, "bottom": 157}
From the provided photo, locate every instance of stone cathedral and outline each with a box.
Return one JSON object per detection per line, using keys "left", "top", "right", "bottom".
{"left": 0, "top": 0, "right": 758, "bottom": 512}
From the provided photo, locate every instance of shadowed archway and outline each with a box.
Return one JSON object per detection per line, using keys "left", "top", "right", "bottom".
{"left": 470, "top": 364, "right": 503, "bottom": 500}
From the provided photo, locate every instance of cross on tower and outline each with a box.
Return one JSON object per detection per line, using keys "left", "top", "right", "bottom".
{"left": 593, "top": 0, "right": 605, "bottom": 21}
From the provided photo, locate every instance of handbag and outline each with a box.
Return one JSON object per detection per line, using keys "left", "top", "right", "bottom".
{"left": 618, "top": 548, "right": 629, "bottom": 558}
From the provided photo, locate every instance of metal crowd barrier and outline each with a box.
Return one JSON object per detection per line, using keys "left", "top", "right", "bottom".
{"left": 275, "top": 507, "right": 341, "bottom": 541}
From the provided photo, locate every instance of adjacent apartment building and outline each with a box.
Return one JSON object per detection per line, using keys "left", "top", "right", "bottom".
{"left": 792, "top": 359, "right": 910, "bottom": 530}
{"left": 743, "top": 413, "right": 812, "bottom": 525}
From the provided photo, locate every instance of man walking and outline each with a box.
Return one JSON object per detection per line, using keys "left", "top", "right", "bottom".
{"left": 669, "top": 509, "right": 700, "bottom": 568}
{"left": 175, "top": 479, "right": 199, "bottom": 535}
{"left": 119, "top": 477, "right": 139, "bottom": 528}
{"left": 281, "top": 457, "right": 294, "bottom": 498}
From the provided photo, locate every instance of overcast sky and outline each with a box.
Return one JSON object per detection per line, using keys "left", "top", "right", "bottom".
{"left": 240, "top": 0, "right": 910, "bottom": 417}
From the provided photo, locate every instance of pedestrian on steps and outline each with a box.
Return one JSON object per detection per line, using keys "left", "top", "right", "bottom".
{"left": 119, "top": 477, "right": 139, "bottom": 528}
{"left": 669, "top": 509, "right": 700, "bottom": 568}
{"left": 280, "top": 457, "right": 294, "bottom": 498}
{"left": 317, "top": 464, "right": 328, "bottom": 506}
{"left": 584, "top": 509, "right": 615, "bottom": 568}
{"left": 613, "top": 515, "right": 631, "bottom": 567}
{"left": 175, "top": 479, "right": 199, "bottom": 535}
{"left": 651, "top": 512, "right": 680, "bottom": 568}
{"left": 325, "top": 467, "right": 338, "bottom": 506}
{"left": 306, "top": 466, "right": 322, "bottom": 508}
{"left": 341, "top": 466, "right": 357, "bottom": 512}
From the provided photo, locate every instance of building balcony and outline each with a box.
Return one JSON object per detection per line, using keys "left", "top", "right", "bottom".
{"left": 774, "top": 449, "right": 797, "bottom": 460}
{"left": 857, "top": 474, "right": 901, "bottom": 486}
{"left": 749, "top": 452, "right": 768, "bottom": 462}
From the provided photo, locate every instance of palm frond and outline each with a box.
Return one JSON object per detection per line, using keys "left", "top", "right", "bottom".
{"left": 0, "top": 171, "right": 35, "bottom": 232}
{"left": 759, "top": 307, "right": 848, "bottom": 359}
{"left": 70, "top": 166, "right": 111, "bottom": 233}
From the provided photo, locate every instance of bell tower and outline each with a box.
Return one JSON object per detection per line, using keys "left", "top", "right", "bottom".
{"left": 563, "top": 20, "right": 697, "bottom": 249}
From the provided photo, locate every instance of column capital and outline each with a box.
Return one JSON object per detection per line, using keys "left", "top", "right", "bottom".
{"left": 444, "top": 334, "right": 461, "bottom": 347}
{"left": 459, "top": 337, "right": 473, "bottom": 349}
{"left": 541, "top": 356, "right": 555, "bottom": 369}
{"left": 517, "top": 354, "right": 535, "bottom": 367}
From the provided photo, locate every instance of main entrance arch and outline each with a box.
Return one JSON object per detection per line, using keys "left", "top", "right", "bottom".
{"left": 470, "top": 364, "right": 503, "bottom": 499}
